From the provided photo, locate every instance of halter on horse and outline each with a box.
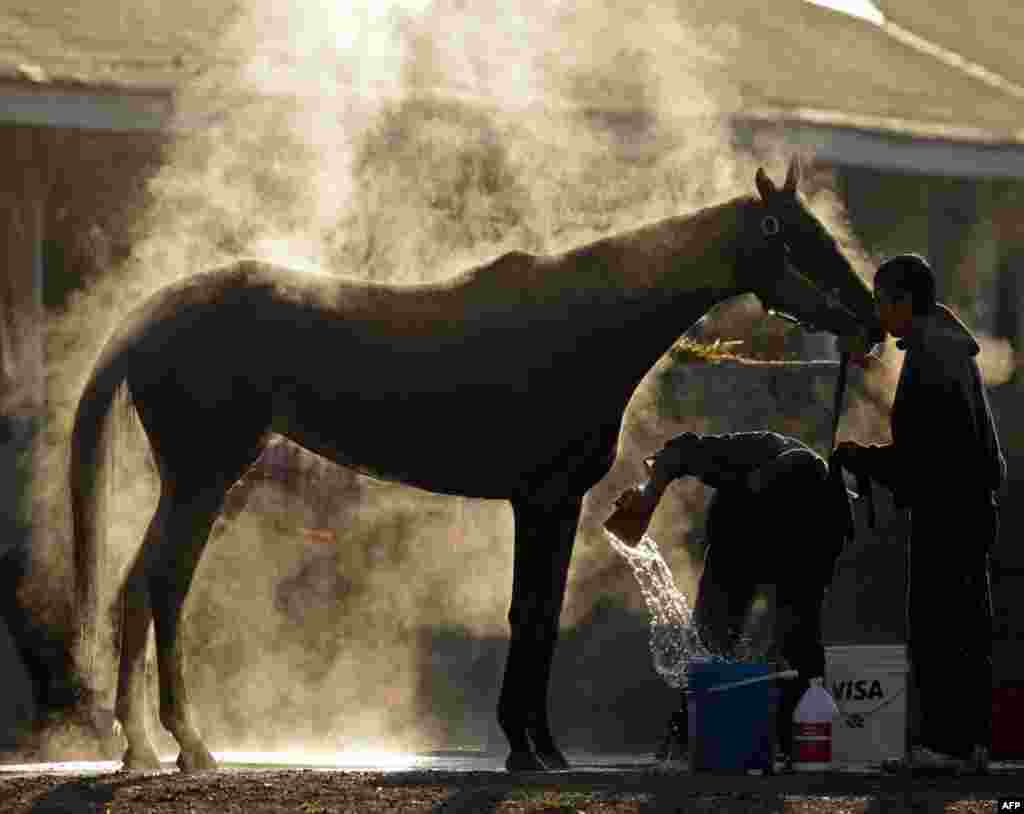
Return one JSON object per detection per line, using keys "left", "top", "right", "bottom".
{"left": 69, "top": 157, "right": 882, "bottom": 773}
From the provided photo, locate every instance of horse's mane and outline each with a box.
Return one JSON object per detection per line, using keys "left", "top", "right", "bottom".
{"left": 133, "top": 194, "right": 756, "bottom": 321}
{"left": 463, "top": 193, "right": 752, "bottom": 280}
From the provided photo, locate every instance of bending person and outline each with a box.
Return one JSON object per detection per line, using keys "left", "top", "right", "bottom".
{"left": 607, "top": 430, "right": 850, "bottom": 767}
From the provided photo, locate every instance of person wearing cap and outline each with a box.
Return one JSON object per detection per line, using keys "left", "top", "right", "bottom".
{"left": 833, "top": 252, "right": 1006, "bottom": 775}
{"left": 606, "top": 430, "right": 850, "bottom": 769}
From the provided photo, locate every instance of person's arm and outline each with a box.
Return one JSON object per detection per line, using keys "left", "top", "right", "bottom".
{"left": 646, "top": 437, "right": 695, "bottom": 487}
{"left": 605, "top": 434, "right": 715, "bottom": 545}
{"left": 747, "top": 448, "right": 825, "bottom": 493}
{"left": 841, "top": 441, "right": 904, "bottom": 495}
{"left": 837, "top": 352, "right": 981, "bottom": 500}
{"left": 657, "top": 433, "right": 771, "bottom": 488}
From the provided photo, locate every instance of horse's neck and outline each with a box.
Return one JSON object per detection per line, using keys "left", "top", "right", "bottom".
{"left": 583, "top": 198, "right": 748, "bottom": 293}
{"left": 610, "top": 286, "right": 739, "bottom": 376}
{"left": 548, "top": 206, "right": 747, "bottom": 391}
{"left": 565, "top": 200, "right": 746, "bottom": 341}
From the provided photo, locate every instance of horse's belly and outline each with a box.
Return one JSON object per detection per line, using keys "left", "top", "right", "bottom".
{"left": 274, "top": 391, "right": 534, "bottom": 499}
{"left": 272, "top": 353, "right": 626, "bottom": 500}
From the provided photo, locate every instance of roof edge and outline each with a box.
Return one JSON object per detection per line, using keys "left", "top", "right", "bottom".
{"left": 0, "top": 77, "right": 175, "bottom": 133}
{"left": 739, "top": 105, "right": 1024, "bottom": 147}
{"left": 0, "top": 64, "right": 179, "bottom": 97}
{"left": 736, "top": 108, "right": 1024, "bottom": 179}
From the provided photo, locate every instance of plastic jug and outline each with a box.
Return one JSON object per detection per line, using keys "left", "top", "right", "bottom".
{"left": 792, "top": 677, "right": 839, "bottom": 771}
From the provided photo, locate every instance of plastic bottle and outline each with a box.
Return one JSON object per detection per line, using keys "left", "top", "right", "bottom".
{"left": 792, "top": 677, "right": 839, "bottom": 772}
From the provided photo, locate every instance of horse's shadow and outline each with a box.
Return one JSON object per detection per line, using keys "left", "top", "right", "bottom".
{"left": 429, "top": 786, "right": 510, "bottom": 814}
{"left": 26, "top": 771, "right": 167, "bottom": 814}
{"left": 635, "top": 791, "right": 788, "bottom": 813}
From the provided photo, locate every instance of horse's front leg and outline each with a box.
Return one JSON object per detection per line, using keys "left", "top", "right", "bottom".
{"left": 499, "top": 495, "right": 583, "bottom": 772}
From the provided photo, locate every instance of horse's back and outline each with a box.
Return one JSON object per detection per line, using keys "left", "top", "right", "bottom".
{"left": 114, "top": 251, "right": 631, "bottom": 498}
{"left": 127, "top": 248, "right": 573, "bottom": 353}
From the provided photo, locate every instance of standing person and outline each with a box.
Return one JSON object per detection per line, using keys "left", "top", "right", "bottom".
{"left": 834, "top": 253, "right": 1005, "bottom": 775}
{"left": 606, "top": 430, "right": 851, "bottom": 769}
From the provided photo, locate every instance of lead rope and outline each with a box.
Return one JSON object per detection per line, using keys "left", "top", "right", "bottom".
{"left": 830, "top": 352, "right": 849, "bottom": 455}
{"left": 827, "top": 351, "right": 855, "bottom": 547}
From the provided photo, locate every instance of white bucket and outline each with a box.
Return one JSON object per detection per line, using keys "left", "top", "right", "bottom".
{"left": 825, "top": 644, "right": 908, "bottom": 766}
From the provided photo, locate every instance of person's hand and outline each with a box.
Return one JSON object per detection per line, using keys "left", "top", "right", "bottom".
{"left": 850, "top": 351, "right": 871, "bottom": 369}
{"left": 831, "top": 441, "right": 864, "bottom": 474}
{"left": 604, "top": 484, "right": 661, "bottom": 546}
{"left": 837, "top": 333, "right": 878, "bottom": 369}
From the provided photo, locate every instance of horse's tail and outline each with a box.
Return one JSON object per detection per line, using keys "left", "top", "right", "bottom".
{"left": 69, "top": 331, "right": 137, "bottom": 686}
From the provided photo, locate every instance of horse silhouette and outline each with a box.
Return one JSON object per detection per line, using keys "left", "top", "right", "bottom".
{"left": 69, "top": 158, "right": 882, "bottom": 772}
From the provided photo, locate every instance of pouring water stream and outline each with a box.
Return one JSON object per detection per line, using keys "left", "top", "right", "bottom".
{"left": 604, "top": 530, "right": 774, "bottom": 688}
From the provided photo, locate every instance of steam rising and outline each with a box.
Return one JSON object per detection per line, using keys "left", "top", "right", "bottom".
{"left": 25, "top": 0, "right": 888, "bottom": 755}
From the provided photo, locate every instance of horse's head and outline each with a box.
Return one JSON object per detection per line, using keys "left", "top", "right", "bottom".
{"left": 738, "top": 158, "right": 884, "bottom": 349}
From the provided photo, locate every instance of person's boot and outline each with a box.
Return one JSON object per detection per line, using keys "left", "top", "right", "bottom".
{"left": 654, "top": 707, "right": 687, "bottom": 762}
{"left": 772, "top": 751, "right": 794, "bottom": 775}
{"left": 905, "top": 746, "right": 968, "bottom": 774}
{"left": 966, "top": 745, "right": 989, "bottom": 776}
{"left": 654, "top": 726, "right": 674, "bottom": 761}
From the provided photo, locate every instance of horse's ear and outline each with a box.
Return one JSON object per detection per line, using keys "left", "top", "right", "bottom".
{"left": 783, "top": 157, "right": 801, "bottom": 194}
{"left": 755, "top": 167, "right": 776, "bottom": 201}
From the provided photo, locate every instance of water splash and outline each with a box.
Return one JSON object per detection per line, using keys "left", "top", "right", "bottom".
{"left": 604, "top": 530, "right": 708, "bottom": 688}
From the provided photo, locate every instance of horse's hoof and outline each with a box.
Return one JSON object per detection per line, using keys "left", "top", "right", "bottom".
{"left": 537, "top": 750, "right": 569, "bottom": 770}
{"left": 177, "top": 747, "right": 218, "bottom": 773}
{"left": 505, "top": 750, "right": 547, "bottom": 772}
{"left": 121, "top": 746, "right": 163, "bottom": 772}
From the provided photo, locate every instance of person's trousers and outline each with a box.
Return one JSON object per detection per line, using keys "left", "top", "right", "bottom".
{"left": 674, "top": 579, "right": 826, "bottom": 758}
{"left": 907, "top": 495, "right": 996, "bottom": 758}
{"left": 688, "top": 561, "right": 828, "bottom": 757}
{"left": 773, "top": 584, "right": 827, "bottom": 757}
{"left": 685, "top": 476, "right": 835, "bottom": 757}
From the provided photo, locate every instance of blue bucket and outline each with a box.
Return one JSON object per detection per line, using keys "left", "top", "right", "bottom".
{"left": 686, "top": 659, "right": 784, "bottom": 773}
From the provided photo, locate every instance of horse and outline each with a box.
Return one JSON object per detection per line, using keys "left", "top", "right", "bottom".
{"left": 69, "top": 158, "right": 883, "bottom": 773}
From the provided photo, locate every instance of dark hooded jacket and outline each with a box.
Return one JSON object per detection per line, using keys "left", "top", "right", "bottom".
{"left": 859, "top": 303, "right": 1006, "bottom": 508}
{"left": 653, "top": 431, "right": 824, "bottom": 491}
{"left": 651, "top": 431, "right": 844, "bottom": 586}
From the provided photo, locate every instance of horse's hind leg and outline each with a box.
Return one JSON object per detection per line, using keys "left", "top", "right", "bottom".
{"left": 117, "top": 492, "right": 172, "bottom": 770}
{"left": 149, "top": 483, "right": 229, "bottom": 772}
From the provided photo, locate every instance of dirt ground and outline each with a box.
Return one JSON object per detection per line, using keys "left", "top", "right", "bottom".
{"left": 1, "top": 765, "right": 1020, "bottom": 814}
